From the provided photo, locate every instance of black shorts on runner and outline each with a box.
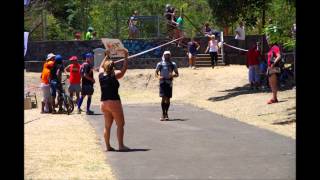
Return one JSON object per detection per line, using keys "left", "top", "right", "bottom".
{"left": 159, "top": 82, "right": 172, "bottom": 98}
{"left": 81, "top": 84, "right": 94, "bottom": 96}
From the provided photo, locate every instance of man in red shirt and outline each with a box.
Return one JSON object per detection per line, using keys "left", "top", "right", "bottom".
{"left": 64, "top": 56, "right": 81, "bottom": 105}
{"left": 246, "top": 42, "right": 261, "bottom": 90}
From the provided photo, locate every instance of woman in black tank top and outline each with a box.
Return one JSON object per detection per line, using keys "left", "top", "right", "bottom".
{"left": 98, "top": 48, "right": 130, "bottom": 152}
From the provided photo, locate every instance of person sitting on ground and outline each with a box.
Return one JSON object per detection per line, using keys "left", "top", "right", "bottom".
{"left": 77, "top": 53, "right": 95, "bottom": 115}
{"left": 187, "top": 38, "right": 200, "bottom": 69}
{"left": 246, "top": 42, "right": 261, "bottom": 90}
{"left": 155, "top": 51, "right": 179, "bottom": 121}
{"left": 205, "top": 35, "right": 219, "bottom": 68}
{"left": 85, "top": 27, "right": 94, "bottom": 40}
{"left": 50, "top": 54, "right": 65, "bottom": 113}
{"left": 40, "top": 53, "right": 55, "bottom": 113}
{"left": 128, "top": 10, "right": 139, "bottom": 38}
{"left": 99, "top": 48, "right": 130, "bottom": 152}
{"left": 64, "top": 56, "right": 81, "bottom": 105}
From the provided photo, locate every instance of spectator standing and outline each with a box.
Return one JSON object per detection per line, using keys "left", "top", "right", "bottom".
{"left": 128, "top": 10, "right": 139, "bottom": 38}
{"left": 187, "top": 38, "right": 200, "bottom": 69}
{"left": 205, "top": 35, "right": 219, "bottom": 68}
{"left": 40, "top": 53, "right": 55, "bottom": 113}
{"left": 246, "top": 42, "right": 261, "bottom": 90}
{"left": 235, "top": 21, "right": 246, "bottom": 50}
{"left": 85, "top": 27, "right": 94, "bottom": 40}
{"left": 64, "top": 56, "right": 81, "bottom": 105}
{"left": 266, "top": 40, "right": 282, "bottom": 104}
{"left": 77, "top": 53, "right": 95, "bottom": 114}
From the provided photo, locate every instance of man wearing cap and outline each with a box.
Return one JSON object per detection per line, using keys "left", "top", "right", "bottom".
{"left": 77, "top": 53, "right": 95, "bottom": 115}
{"left": 40, "top": 53, "right": 55, "bottom": 113}
{"left": 50, "top": 54, "right": 65, "bottom": 113}
{"left": 64, "top": 56, "right": 81, "bottom": 105}
{"left": 85, "top": 27, "right": 94, "bottom": 40}
{"left": 155, "top": 51, "right": 179, "bottom": 121}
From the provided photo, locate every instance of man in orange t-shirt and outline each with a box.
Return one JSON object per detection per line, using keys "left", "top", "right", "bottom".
{"left": 40, "top": 53, "right": 55, "bottom": 113}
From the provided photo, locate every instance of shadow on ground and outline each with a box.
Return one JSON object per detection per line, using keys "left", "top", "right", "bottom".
{"left": 207, "top": 83, "right": 294, "bottom": 102}
{"left": 115, "top": 148, "right": 151, "bottom": 153}
{"left": 166, "top": 118, "right": 188, "bottom": 121}
{"left": 207, "top": 84, "right": 264, "bottom": 102}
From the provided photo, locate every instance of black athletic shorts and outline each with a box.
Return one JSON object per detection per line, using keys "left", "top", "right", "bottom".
{"left": 159, "top": 82, "right": 172, "bottom": 98}
{"left": 81, "top": 84, "right": 94, "bottom": 96}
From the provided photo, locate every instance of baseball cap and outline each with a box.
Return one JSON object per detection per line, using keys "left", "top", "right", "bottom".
{"left": 85, "top": 53, "right": 93, "bottom": 58}
{"left": 69, "top": 56, "right": 78, "bottom": 61}
{"left": 46, "top": 53, "right": 56, "bottom": 60}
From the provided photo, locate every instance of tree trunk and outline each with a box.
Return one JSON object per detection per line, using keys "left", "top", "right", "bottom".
{"left": 261, "top": 0, "right": 265, "bottom": 34}
{"left": 223, "top": 27, "right": 229, "bottom": 36}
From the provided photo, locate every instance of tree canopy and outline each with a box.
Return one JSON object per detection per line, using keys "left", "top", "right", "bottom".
{"left": 24, "top": 0, "right": 295, "bottom": 49}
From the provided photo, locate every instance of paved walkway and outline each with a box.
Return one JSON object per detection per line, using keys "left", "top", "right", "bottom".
{"left": 87, "top": 103, "right": 295, "bottom": 179}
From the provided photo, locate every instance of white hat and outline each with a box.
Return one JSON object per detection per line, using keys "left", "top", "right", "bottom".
{"left": 46, "top": 53, "right": 56, "bottom": 60}
{"left": 163, "top": 51, "right": 171, "bottom": 55}
{"left": 162, "top": 51, "right": 171, "bottom": 61}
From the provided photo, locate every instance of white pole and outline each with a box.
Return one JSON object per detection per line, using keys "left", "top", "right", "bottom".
{"left": 221, "top": 31, "right": 224, "bottom": 64}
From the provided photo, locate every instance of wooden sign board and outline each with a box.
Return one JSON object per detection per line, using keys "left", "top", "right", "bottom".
{"left": 101, "top": 38, "right": 125, "bottom": 58}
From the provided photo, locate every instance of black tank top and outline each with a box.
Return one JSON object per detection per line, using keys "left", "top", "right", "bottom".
{"left": 99, "top": 73, "right": 120, "bottom": 101}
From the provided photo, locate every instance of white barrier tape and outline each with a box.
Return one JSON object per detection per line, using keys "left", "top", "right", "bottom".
{"left": 114, "top": 37, "right": 184, "bottom": 64}
{"left": 223, "top": 42, "right": 248, "bottom": 52}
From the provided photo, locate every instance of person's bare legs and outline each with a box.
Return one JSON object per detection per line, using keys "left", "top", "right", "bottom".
{"left": 111, "top": 101, "right": 129, "bottom": 151}
{"left": 51, "top": 95, "right": 56, "bottom": 112}
{"left": 69, "top": 91, "right": 74, "bottom": 102}
{"left": 188, "top": 53, "right": 192, "bottom": 68}
{"left": 103, "top": 110, "right": 115, "bottom": 151}
{"left": 192, "top": 56, "right": 196, "bottom": 68}
{"left": 269, "top": 74, "right": 278, "bottom": 101}
{"left": 75, "top": 91, "right": 80, "bottom": 105}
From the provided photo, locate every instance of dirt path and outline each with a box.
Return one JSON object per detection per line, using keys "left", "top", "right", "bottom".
{"left": 24, "top": 65, "right": 295, "bottom": 178}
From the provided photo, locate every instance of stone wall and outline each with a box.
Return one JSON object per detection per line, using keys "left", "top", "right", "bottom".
{"left": 24, "top": 35, "right": 293, "bottom": 72}
{"left": 25, "top": 57, "right": 188, "bottom": 72}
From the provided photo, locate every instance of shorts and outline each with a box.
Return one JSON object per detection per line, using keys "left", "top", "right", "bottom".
{"left": 159, "top": 82, "right": 172, "bottom": 98}
{"left": 69, "top": 84, "right": 81, "bottom": 93}
{"left": 41, "top": 83, "right": 51, "bottom": 103}
{"left": 81, "top": 84, "right": 94, "bottom": 96}
{"left": 248, "top": 65, "right": 260, "bottom": 83}
{"left": 267, "top": 67, "right": 281, "bottom": 77}
{"left": 50, "top": 80, "right": 62, "bottom": 97}
{"left": 188, "top": 52, "right": 197, "bottom": 59}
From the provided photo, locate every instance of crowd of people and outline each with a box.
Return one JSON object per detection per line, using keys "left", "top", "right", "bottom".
{"left": 40, "top": 52, "right": 96, "bottom": 114}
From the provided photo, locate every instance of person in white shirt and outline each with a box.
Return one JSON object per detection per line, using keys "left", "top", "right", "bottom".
{"left": 235, "top": 21, "right": 246, "bottom": 51}
{"left": 205, "top": 35, "right": 219, "bottom": 68}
